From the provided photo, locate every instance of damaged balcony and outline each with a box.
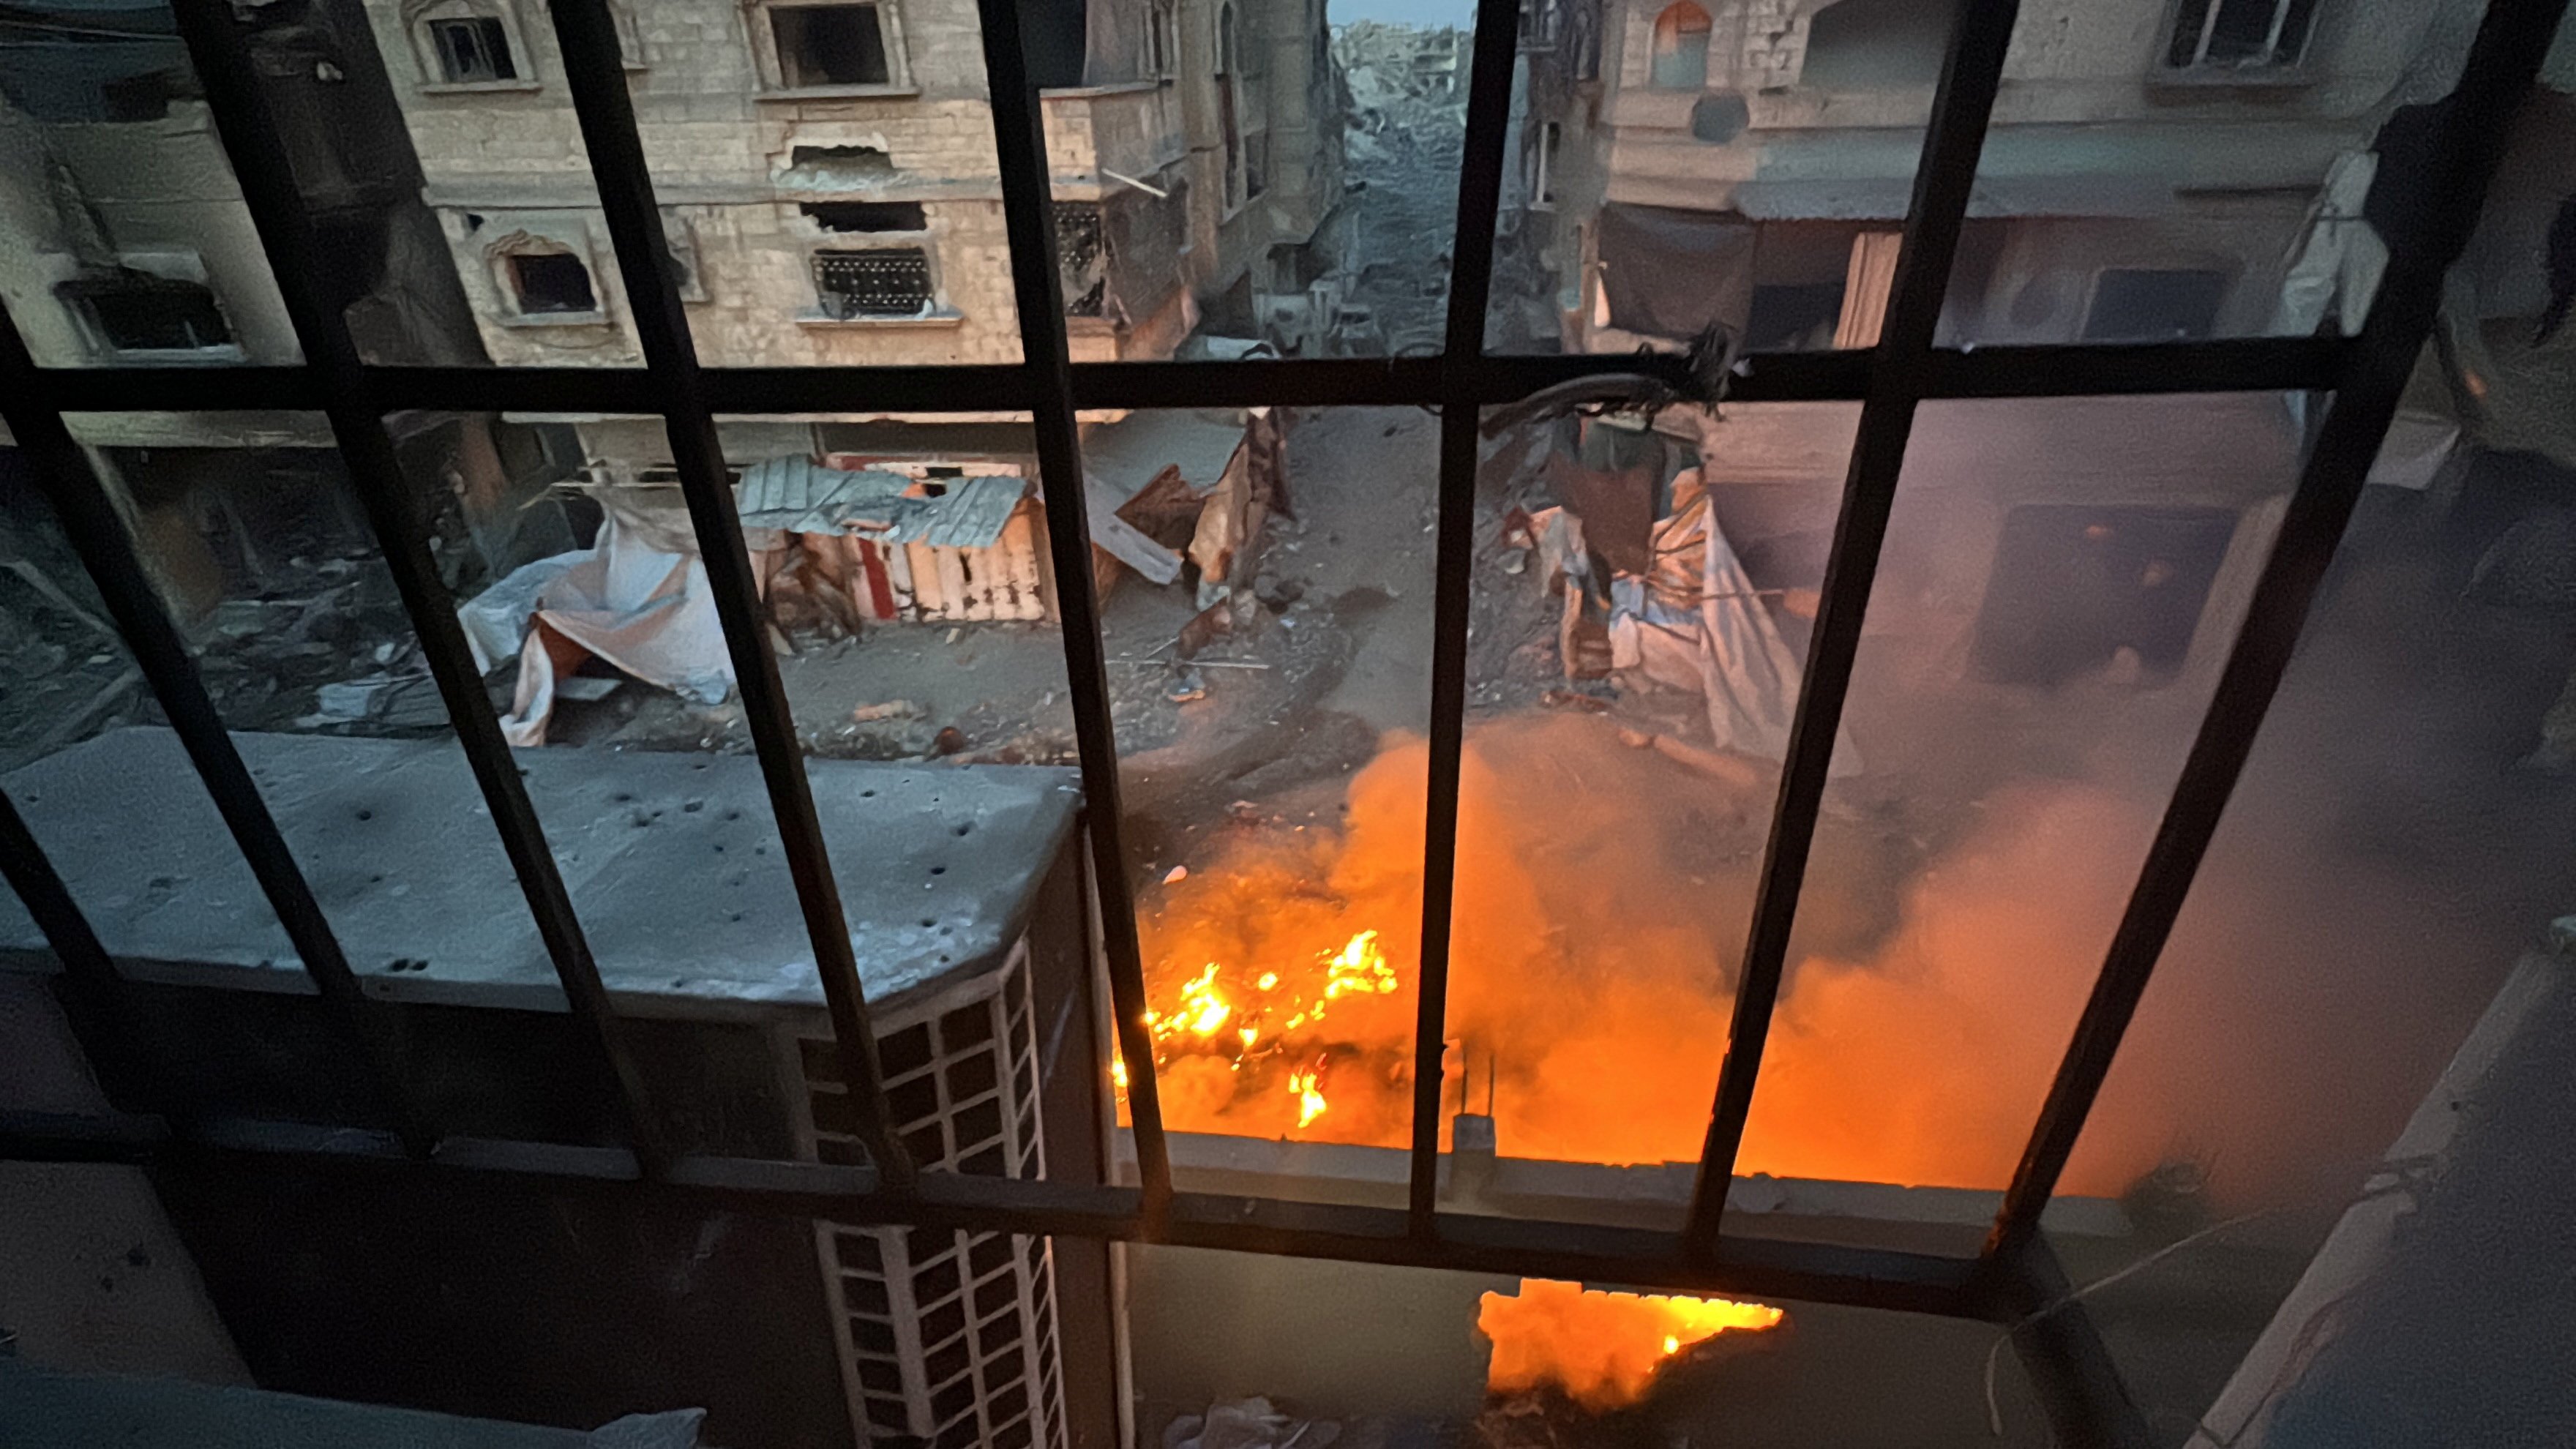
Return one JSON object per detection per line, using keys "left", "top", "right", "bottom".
{"left": 1042, "top": 80, "right": 1194, "bottom": 359}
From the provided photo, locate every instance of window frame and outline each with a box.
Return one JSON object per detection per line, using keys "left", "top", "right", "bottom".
{"left": 1, "top": 7, "right": 2558, "bottom": 1449}
{"left": 2157, "top": 0, "right": 2324, "bottom": 81}
{"left": 404, "top": 0, "right": 542, "bottom": 93}
{"left": 747, "top": 0, "right": 916, "bottom": 97}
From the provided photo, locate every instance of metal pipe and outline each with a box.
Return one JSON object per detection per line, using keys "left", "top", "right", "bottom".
{"left": 543, "top": 0, "right": 914, "bottom": 1191}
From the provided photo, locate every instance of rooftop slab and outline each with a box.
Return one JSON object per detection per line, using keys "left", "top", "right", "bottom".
{"left": 0, "top": 728, "right": 1081, "bottom": 1018}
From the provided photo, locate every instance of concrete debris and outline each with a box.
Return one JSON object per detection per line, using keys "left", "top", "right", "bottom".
{"left": 850, "top": 700, "right": 924, "bottom": 722}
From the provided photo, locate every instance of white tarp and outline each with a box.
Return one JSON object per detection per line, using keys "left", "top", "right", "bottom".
{"left": 1605, "top": 471, "right": 1858, "bottom": 774}
{"left": 457, "top": 509, "right": 733, "bottom": 746}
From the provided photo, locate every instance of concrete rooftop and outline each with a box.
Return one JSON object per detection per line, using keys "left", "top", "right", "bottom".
{"left": 0, "top": 728, "right": 1081, "bottom": 1017}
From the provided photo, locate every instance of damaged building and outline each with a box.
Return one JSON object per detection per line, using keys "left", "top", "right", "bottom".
{"left": 0, "top": 0, "right": 578, "bottom": 745}
{"left": 332, "top": 0, "right": 1345, "bottom": 705}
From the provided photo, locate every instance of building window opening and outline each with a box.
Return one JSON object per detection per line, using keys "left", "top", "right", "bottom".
{"left": 1527, "top": 121, "right": 1561, "bottom": 209}
{"left": 1800, "top": 0, "right": 1958, "bottom": 89}
{"left": 1148, "top": 0, "right": 1174, "bottom": 75}
{"left": 773, "top": 3, "right": 892, "bottom": 88}
{"left": 430, "top": 15, "right": 517, "bottom": 83}
{"left": 815, "top": 247, "right": 935, "bottom": 318}
{"left": 1650, "top": 2, "right": 1710, "bottom": 89}
{"left": 1970, "top": 504, "right": 2238, "bottom": 686}
{"left": 509, "top": 251, "right": 599, "bottom": 314}
{"left": 804, "top": 201, "right": 928, "bottom": 232}
{"left": 63, "top": 272, "right": 233, "bottom": 353}
{"left": 1218, "top": 4, "right": 1242, "bottom": 207}
{"left": 2165, "top": 0, "right": 2319, "bottom": 72}
{"left": 2082, "top": 267, "right": 2228, "bottom": 342}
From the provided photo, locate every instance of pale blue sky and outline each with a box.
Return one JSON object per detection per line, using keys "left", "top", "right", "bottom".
{"left": 1330, "top": 0, "right": 1472, "bottom": 28}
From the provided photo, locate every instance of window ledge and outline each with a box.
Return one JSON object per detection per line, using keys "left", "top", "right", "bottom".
{"left": 2147, "top": 66, "right": 2315, "bottom": 91}
{"left": 100, "top": 345, "right": 247, "bottom": 365}
{"left": 796, "top": 310, "right": 966, "bottom": 328}
{"left": 758, "top": 84, "right": 921, "bottom": 101}
{"left": 421, "top": 78, "right": 544, "bottom": 95}
{"left": 498, "top": 310, "right": 615, "bottom": 328}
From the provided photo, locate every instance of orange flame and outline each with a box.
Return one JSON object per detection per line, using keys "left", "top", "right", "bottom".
{"left": 1477, "top": 1278, "right": 1783, "bottom": 1410}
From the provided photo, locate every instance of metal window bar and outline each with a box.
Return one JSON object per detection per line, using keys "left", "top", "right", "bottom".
{"left": 1985, "top": 0, "right": 2573, "bottom": 1260}
{"left": 1407, "top": 0, "right": 1527, "bottom": 1232}
{"left": 1681, "top": 0, "right": 2023, "bottom": 1250}
{"left": 967, "top": 0, "right": 1175, "bottom": 1223}
{"left": 167, "top": 0, "right": 667, "bottom": 1177}
{"left": 544, "top": 0, "right": 915, "bottom": 1191}
{"left": 0, "top": 309, "right": 433, "bottom": 1159}
{"left": 0, "top": 786, "right": 159, "bottom": 1115}
{"left": 20, "top": 336, "right": 2356, "bottom": 418}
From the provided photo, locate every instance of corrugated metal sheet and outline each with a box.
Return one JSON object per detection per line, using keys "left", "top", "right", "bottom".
{"left": 734, "top": 457, "right": 1027, "bottom": 550}
{"left": 1081, "top": 408, "right": 1248, "bottom": 504}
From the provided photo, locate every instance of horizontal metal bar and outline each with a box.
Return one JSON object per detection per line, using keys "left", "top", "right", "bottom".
{"left": 0, "top": 1109, "right": 1986, "bottom": 1317}
{"left": 1985, "top": 0, "right": 2572, "bottom": 1257}
{"left": 20, "top": 337, "right": 2350, "bottom": 420}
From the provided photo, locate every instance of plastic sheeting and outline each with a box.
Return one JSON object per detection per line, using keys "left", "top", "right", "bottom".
{"left": 457, "top": 510, "right": 733, "bottom": 746}
{"left": 1605, "top": 471, "right": 1857, "bottom": 773}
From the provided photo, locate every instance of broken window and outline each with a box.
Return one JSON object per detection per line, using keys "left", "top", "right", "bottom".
{"left": 771, "top": 3, "right": 894, "bottom": 88}
{"left": 1526, "top": 121, "right": 1560, "bottom": 209}
{"left": 2081, "top": 267, "right": 2228, "bottom": 342}
{"left": 1650, "top": 2, "right": 1710, "bottom": 89}
{"left": 662, "top": 213, "right": 705, "bottom": 300}
{"left": 1969, "top": 504, "right": 2238, "bottom": 686}
{"left": 1148, "top": 0, "right": 1175, "bottom": 75}
{"left": 1218, "top": 4, "right": 1243, "bottom": 208}
{"left": 1800, "top": 0, "right": 1959, "bottom": 89}
{"left": 2164, "top": 0, "right": 2319, "bottom": 72}
{"left": 813, "top": 247, "right": 935, "bottom": 318}
{"left": 804, "top": 201, "right": 928, "bottom": 232}
{"left": 429, "top": 15, "right": 517, "bottom": 83}
{"left": 61, "top": 272, "right": 233, "bottom": 354}
{"left": 1056, "top": 204, "right": 1107, "bottom": 318}
{"left": 508, "top": 252, "right": 599, "bottom": 315}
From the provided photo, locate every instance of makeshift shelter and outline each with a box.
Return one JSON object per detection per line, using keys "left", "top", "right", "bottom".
{"left": 742, "top": 457, "right": 1053, "bottom": 625}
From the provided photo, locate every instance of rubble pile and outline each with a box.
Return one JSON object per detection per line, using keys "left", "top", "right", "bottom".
{"left": 1333, "top": 22, "right": 1469, "bottom": 356}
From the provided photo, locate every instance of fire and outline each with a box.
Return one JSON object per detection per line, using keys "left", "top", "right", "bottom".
{"left": 1478, "top": 1278, "right": 1783, "bottom": 1410}
{"left": 1123, "top": 930, "right": 1401, "bottom": 1131}
{"left": 1289, "top": 1066, "right": 1329, "bottom": 1127}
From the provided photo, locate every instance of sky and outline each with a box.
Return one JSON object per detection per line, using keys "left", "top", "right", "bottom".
{"left": 1330, "top": 0, "right": 1472, "bottom": 28}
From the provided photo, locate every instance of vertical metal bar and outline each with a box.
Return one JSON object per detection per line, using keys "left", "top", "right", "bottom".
{"left": 1407, "top": 0, "right": 1527, "bottom": 1233}
{"left": 1680, "top": 0, "right": 2018, "bottom": 1251}
{"left": 1985, "top": 0, "right": 2569, "bottom": 1259}
{"left": 968, "top": 0, "right": 1172, "bottom": 1227}
{"left": 0, "top": 311, "right": 431, "bottom": 1156}
{"left": 1990, "top": 1233, "right": 2156, "bottom": 1449}
{"left": 545, "top": 0, "right": 913, "bottom": 1191}
{"left": 0, "top": 786, "right": 162, "bottom": 1114}
{"left": 168, "top": 0, "right": 666, "bottom": 1176}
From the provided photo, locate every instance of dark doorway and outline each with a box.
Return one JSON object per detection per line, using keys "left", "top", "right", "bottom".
{"left": 1971, "top": 503, "right": 2238, "bottom": 686}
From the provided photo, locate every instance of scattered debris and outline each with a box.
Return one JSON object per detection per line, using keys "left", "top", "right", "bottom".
{"left": 1539, "top": 689, "right": 1610, "bottom": 713}
{"left": 851, "top": 699, "right": 924, "bottom": 722}
{"left": 1164, "top": 865, "right": 1189, "bottom": 885}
